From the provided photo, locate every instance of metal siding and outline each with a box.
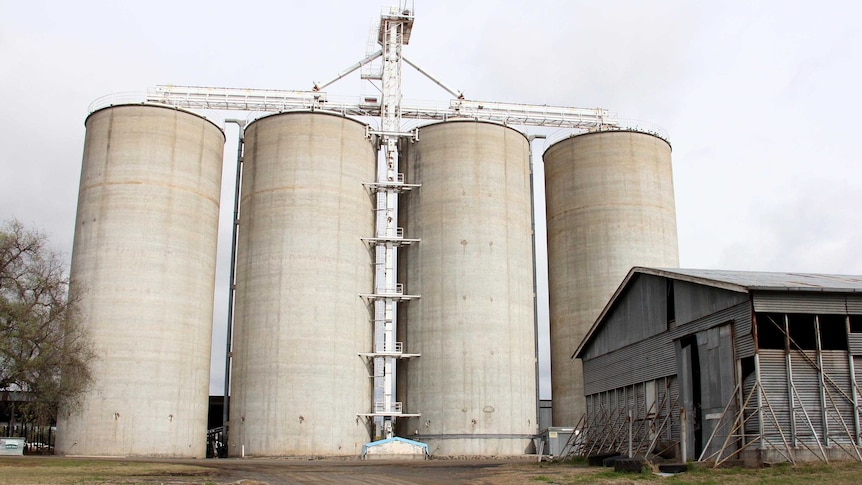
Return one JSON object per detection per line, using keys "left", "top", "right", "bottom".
{"left": 759, "top": 350, "right": 791, "bottom": 443}
{"left": 733, "top": 306, "right": 756, "bottom": 359}
{"left": 742, "top": 367, "right": 759, "bottom": 439}
{"left": 538, "top": 401, "right": 553, "bottom": 432}
{"left": 636, "top": 384, "right": 645, "bottom": 422}
{"left": 667, "top": 302, "right": 750, "bottom": 341}
{"left": 854, "top": 356, "right": 862, "bottom": 435}
{"left": 790, "top": 351, "right": 824, "bottom": 441}
{"left": 736, "top": 333, "right": 756, "bottom": 359}
{"left": 697, "top": 325, "right": 738, "bottom": 459}
{"left": 821, "top": 351, "right": 855, "bottom": 444}
{"left": 753, "top": 292, "right": 847, "bottom": 313}
{"left": 849, "top": 334, "right": 862, "bottom": 355}
{"left": 848, "top": 295, "right": 862, "bottom": 314}
{"left": 661, "top": 377, "right": 672, "bottom": 441}
{"left": 582, "top": 377, "right": 680, "bottom": 456}
{"left": 669, "top": 376, "right": 681, "bottom": 443}
{"left": 582, "top": 301, "right": 751, "bottom": 395}
{"left": 581, "top": 274, "right": 668, "bottom": 360}
{"left": 674, "top": 280, "right": 749, "bottom": 325}
{"left": 583, "top": 338, "right": 675, "bottom": 395}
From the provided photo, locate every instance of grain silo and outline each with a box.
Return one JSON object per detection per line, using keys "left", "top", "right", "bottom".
{"left": 543, "top": 129, "right": 679, "bottom": 426}
{"left": 228, "top": 111, "right": 376, "bottom": 456}
{"left": 397, "top": 120, "right": 538, "bottom": 455}
{"left": 55, "top": 104, "right": 225, "bottom": 457}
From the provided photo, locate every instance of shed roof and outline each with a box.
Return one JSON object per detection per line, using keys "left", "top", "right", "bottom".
{"left": 646, "top": 268, "right": 862, "bottom": 292}
{"left": 573, "top": 267, "right": 862, "bottom": 359}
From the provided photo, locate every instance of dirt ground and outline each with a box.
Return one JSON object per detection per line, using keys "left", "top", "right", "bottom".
{"left": 190, "top": 457, "right": 588, "bottom": 484}
{"left": 0, "top": 456, "right": 599, "bottom": 485}
{"left": 5, "top": 456, "right": 862, "bottom": 485}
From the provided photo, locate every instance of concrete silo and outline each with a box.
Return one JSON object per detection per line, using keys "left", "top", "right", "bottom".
{"left": 544, "top": 130, "right": 679, "bottom": 426}
{"left": 55, "top": 105, "right": 225, "bottom": 457}
{"left": 398, "top": 120, "right": 537, "bottom": 455}
{"left": 228, "top": 112, "right": 376, "bottom": 456}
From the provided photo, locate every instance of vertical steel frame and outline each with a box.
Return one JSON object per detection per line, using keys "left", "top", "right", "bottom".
{"left": 371, "top": 8, "right": 413, "bottom": 439}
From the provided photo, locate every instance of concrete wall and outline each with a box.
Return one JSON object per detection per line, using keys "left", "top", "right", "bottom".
{"left": 228, "top": 112, "right": 375, "bottom": 456}
{"left": 56, "top": 105, "right": 224, "bottom": 457}
{"left": 544, "top": 130, "right": 679, "bottom": 426}
{"left": 398, "top": 120, "right": 537, "bottom": 455}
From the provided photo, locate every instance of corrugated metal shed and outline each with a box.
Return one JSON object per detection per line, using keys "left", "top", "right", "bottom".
{"left": 576, "top": 267, "right": 862, "bottom": 359}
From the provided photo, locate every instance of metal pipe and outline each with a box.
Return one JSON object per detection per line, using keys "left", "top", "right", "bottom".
{"left": 627, "top": 410, "right": 633, "bottom": 458}
{"left": 736, "top": 358, "right": 746, "bottom": 446}
{"left": 314, "top": 50, "right": 383, "bottom": 91}
{"left": 754, "top": 353, "right": 765, "bottom": 450}
{"left": 846, "top": 315, "right": 861, "bottom": 446}
{"left": 527, "top": 134, "right": 546, "bottom": 437}
{"left": 402, "top": 55, "right": 462, "bottom": 99}
{"left": 222, "top": 119, "right": 246, "bottom": 446}
{"left": 814, "top": 315, "right": 829, "bottom": 446}
{"left": 784, "top": 314, "right": 797, "bottom": 447}
{"left": 680, "top": 407, "right": 688, "bottom": 462}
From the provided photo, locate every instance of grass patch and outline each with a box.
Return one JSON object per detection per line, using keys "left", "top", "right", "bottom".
{"left": 564, "top": 456, "right": 589, "bottom": 466}
{"left": 0, "top": 457, "right": 217, "bottom": 485}
{"left": 514, "top": 460, "right": 862, "bottom": 484}
{"left": 659, "top": 461, "right": 862, "bottom": 485}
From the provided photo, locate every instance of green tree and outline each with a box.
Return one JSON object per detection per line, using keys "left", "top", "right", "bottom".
{"left": 0, "top": 219, "right": 94, "bottom": 426}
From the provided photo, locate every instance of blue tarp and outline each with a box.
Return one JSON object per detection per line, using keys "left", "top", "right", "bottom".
{"left": 361, "top": 437, "right": 429, "bottom": 458}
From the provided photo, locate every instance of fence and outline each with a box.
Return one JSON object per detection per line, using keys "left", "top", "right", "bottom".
{"left": 0, "top": 423, "right": 54, "bottom": 454}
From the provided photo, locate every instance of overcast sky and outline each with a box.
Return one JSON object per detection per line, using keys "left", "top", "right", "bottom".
{"left": 2, "top": 0, "right": 860, "bottom": 398}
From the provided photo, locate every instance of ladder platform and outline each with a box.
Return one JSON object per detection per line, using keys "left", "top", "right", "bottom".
{"left": 361, "top": 236, "right": 420, "bottom": 247}
{"left": 359, "top": 352, "right": 421, "bottom": 359}
{"left": 358, "top": 412, "right": 422, "bottom": 418}
{"left": 359, "top": 293, "right": 420, "bottom": 303}
{"left": 363, "top": 181, "right": 421, "bottom": 193}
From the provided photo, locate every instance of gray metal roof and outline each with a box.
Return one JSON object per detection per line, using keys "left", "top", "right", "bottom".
{"left": 638, "top": 267, "right": 862, "bottom": 293}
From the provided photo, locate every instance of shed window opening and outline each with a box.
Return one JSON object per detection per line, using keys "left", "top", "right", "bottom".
{"left": 755, "top": 313, "right": 786, "bottom": 350}
{"left": 850, "top": 315, "right": 862, "bottom": 333}
{"left": 755, "top": 312, "right": 849, "bottom": 351}
{"left": 666, "top": 280, "right": 675, "bottom": 329}
{"left": 818, "top": 314, "right": 848, "bottom": 350}
{"left": 787, "top": 314, "right": 817, "bottom": 350}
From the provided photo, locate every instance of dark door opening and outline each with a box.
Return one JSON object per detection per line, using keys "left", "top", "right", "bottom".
{"left": 679, "top": 335, "right": 703, "bottom": 457}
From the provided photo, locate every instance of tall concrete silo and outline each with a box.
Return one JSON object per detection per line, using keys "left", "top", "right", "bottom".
{"left": 544, "top": 130, "right": 679, "bottom": 426}
{"left": 398, "top": 120, "right": 537, "bottom": 455}
{"left": 55, "top": 105, "right": 225, "bottom": 457}
{"left": 228, "top": 112, "right": 376, "bottom": 456}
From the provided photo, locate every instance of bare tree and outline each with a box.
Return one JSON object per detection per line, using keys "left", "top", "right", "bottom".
{"left": 0, "top": 219, "right": 94, "bottom": 426}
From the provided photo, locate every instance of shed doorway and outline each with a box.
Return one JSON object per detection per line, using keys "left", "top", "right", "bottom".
{"left": 677, "top": 323, "right": 736, "bottom": 460}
